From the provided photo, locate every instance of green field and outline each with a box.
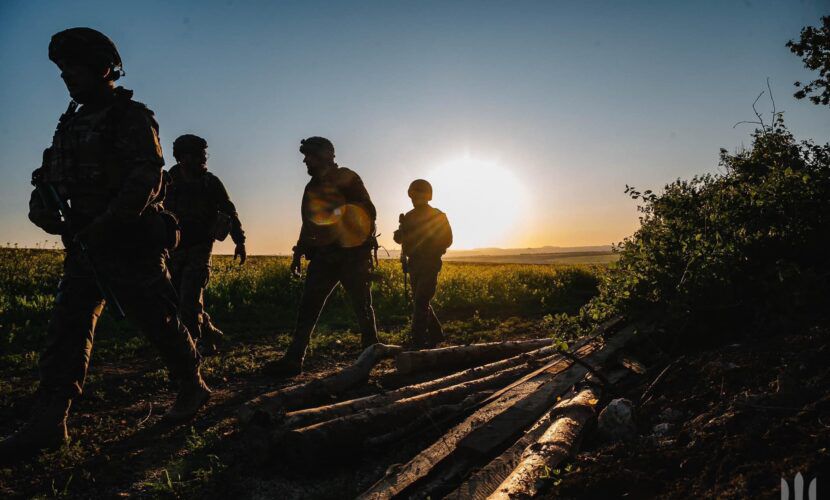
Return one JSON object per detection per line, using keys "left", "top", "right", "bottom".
{"left": 0, "top": 246, "right": 607, "bottom": 498}
{"left": 0, "top": 246, "right": 604, "bottom": 372}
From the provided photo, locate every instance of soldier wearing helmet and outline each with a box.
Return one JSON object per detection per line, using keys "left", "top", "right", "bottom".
{"left": 394, "top": 179, "right": 453, "bottom": 348}
{"left": 0, "top": 28, "right": 210, "bottom": 463}
{"left": 164, "top": 134, "right": 247, "bottom": 356}
{"left": 264, "top": 137, "right": 379, "bottom": 377}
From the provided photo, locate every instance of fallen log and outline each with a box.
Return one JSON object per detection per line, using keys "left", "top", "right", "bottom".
{"left": 447, "top": 369, "right": 631, "bottom": 500}
{"left": 281, "top": 354, "right": 557, "bottom": 462}
{"left": 395, "top": 338, "right": 555, "bottom": 375}
{"left": 358, "top": 326, "right": 636, "bottom": 500}
{"left": 238, "top": 343, "right": 402, "bottom": 425}
{"left": 281, "top": 343, "right": 564, "bottom": 429}
{"left": 365, "top": 390, "right": 494, "bottom": 448}
{"left": 489, "top": 386, "right": 600, "bottom": 499}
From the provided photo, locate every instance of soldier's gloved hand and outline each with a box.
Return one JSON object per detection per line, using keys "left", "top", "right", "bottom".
{"left": 28, "top": 190, "right": 65, "bottom": 235}
{"left": 234, "top": 243, "right": 247, "bottom": 265}
{"left": 74, "top": 218, "right": 109, "bottom": 249}
{"left": 291, "top": 253, "right": 303, "bottom": 277}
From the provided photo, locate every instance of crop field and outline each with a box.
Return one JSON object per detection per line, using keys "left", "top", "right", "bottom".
{"left": 0, "top": 246, "right": 606, "bottom": 498}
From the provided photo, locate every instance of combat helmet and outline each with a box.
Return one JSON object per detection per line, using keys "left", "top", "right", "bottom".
{"left": 173, "top": 134, "right": 208, "bottom": 157}
{"left": 408, "top": 179, "right": 433, "bottom": 200}
{"left": 48, "top": 27, "right": 124, "bottom": 81}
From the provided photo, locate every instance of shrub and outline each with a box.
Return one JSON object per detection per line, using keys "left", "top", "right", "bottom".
{"left": 581, "top": 117, "right": 830, "bottom": 342}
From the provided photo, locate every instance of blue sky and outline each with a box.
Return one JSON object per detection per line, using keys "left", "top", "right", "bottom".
{"left": 1, "top": 0, "right": 828, "bottom": 253}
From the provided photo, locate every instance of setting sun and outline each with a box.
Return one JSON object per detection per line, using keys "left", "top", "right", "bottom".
{"left": 426, "top": 157, "right": 526, "bottom": 249}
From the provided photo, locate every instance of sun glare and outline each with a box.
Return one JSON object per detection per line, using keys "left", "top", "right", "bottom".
{"left": 426, "top": 158, "right": 526, "bottom": 249}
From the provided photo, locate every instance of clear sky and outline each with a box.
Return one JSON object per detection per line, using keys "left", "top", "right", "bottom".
{"left": 1, "top": 0, "right": 828, "bottom": 253}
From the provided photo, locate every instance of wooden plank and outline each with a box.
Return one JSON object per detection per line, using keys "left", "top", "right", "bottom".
{"left": 358, "top": 326, "right": 635, "bottom": 500}
{"left": 489, "top": 387, "right": 600, "bottom": 499}
{"left": 281, "top": 343, "right": 562, "bottom": 429}
{"left": 238, "top": 343, "right": 402, "bottom": 425}
{"left": 448, "top": 369, "right": 630, "bottom": 500}
{"left": 395, "top": 338, "right": 555, "bottom": 375}
{"left": 281, "top": 356, "right": 553, "bottom": 462}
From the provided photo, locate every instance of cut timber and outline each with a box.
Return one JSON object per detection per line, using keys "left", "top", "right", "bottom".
{"left": 238, "top": 343, "right": 402, "bottom": 425}
{"left": 366, "top": 390, "right": 494, "bottom": 448}
{"left": 358, "top": 326, "right": 636, "bottom": 500}
{"left": 489, "top": 387, "right": 601, "bottom": 499}
{"left": 395, "top": 338, "right": 555, "bottom": 375}
{"left": 282, "top": 344, "right": 563, "bottom": 429}
{"left": 447, "top": 369, "right": 631, "bottom": 500}
{"left": 282, "top": 354, "right": 555, "bottom": 462}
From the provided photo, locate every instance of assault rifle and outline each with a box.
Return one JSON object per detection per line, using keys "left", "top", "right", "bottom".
{"left": 33, "top": 179, "right": 126, "bottom": 320}
{"left": 398, "top": 213, "right": 410, "bottom": 305}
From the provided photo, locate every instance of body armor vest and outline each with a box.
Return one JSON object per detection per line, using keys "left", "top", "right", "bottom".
{"left": 165, "top": 168, "right": 220, "bottom": 247}
{"left": 41, "top": 91, "right": 155, "bottom": 224}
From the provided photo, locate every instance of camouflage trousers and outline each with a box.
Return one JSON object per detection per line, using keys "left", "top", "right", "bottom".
{"left": 409, "top": 259, "right": 444, "bottom": 346}
{"left": 168, "top": 242, "right": 222, "bottom": 342}
{"left": 39, "top": 250, "right": 200, "bottom": 399}
{"left": 286, "top": 247, "right": 379, "bottom": 360}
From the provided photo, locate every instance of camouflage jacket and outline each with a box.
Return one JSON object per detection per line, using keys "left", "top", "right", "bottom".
{"left": 295, "top": 165, "right": 376, "bottom": 256}
{"left": 32, "top": 87, "right": 168, "bottom": 253}
{"left": 164, "top": 164, "right": 245, "bottom": 248}
{"left": 394, "top": 205, "right": 453, "bottom": 265}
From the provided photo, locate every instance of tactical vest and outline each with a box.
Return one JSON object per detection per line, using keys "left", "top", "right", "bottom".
{"left": 38, "top": 89, "right": 174, "bottom": 254}
{"left": 165, "top": 167, "right": 221, "bottom": 247}
{"left": 41, "top": 90, "right": 160, "bottom": 224}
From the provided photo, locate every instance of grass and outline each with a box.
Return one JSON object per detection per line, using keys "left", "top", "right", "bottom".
{"left": 0, "top": 245, "right": 608, "bottom": 498}
{"left": 1, "top": 247, "right": 603, "bottom": 366}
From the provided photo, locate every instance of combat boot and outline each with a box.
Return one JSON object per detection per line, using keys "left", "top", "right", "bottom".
{"left": 0, "top": 391, "right": 71, "bottom": 465}
{"left": 162, "top": 373, "right": 211, "bottom": 424}
{"left": 263, "top": 355, "right": 303, "bottom": 377}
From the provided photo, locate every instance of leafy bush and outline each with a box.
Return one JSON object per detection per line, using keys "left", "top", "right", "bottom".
{"left": 580, "top": 118, "right": 830, "bottom": 342}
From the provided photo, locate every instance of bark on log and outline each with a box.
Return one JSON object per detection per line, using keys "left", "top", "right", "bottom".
{"left": 358, "top": 326, "right": 636, "bottom": 500}
{"left": 488, "top": 387, "right": 600, "bottom": 499}
{"left": 282, "top": 344, "right": 563, "bottom": 429}
{"left": 238, "top": 343, "right": 402, "bottom": 425}
{"left": 281, "top": 355, "right": 555, "bottom": 462}
{"left": 365, "top": 390, "right": 494, "bottom": 448}
{"left": 395, "top": 338, "right": 556, "bottom": 375}
{"left": 449, "top": 368, "right": 632, "bottom": 499}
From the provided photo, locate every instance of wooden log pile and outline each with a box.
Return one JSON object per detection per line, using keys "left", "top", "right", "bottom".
{"left": 239, "top": 316, "right": 641, "bottom": 499}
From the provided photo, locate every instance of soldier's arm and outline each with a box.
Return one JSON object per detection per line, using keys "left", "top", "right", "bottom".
{"left": 341, "top": 169, "right": 377, "bottom": 222}
{"left": 443, "top": 213, "right": 453, "bottom": 249}
{"left": 95, "top": 107, "right": 165, "bottom": 227}
{"left": 393, "top": 214, "right": 405, "bottom": 244}
{"left": 211, "top": 175, "right": 246, "bottom": 245}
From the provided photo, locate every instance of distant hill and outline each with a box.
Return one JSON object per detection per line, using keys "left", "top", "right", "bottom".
{"left": 445, "top": 245, "right": 613, "bottom": 257}
{"left": 377, "top": 245, "right": 616, "bottom": 265}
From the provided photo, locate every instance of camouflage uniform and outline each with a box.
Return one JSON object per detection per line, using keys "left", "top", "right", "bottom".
{"left": 285, "top": 165, "right": 380, "bottom": 361}
{"left": 394, "top": 204, "right": 453, "bottom": 347}
{"left": 32, "top": 88, "right": 201, "bottom": 399}
{"left": 0, "top": 28, "right": 208, "bottom": 463}
{"left": 164, "top": 163, "right": 245, "bottom": 346}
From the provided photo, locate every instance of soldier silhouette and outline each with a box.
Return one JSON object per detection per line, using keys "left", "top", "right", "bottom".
{"left": 394, "top": 179, "right": 453, "bottom": 348}
{"left": 0, "top": 28, "right": 210, "bottom": 463}
{"left": 264, "top": 137, "right": 380, "bottom": 376}
{"left": 164, "top": 134, "right": 247, "bottom": 356}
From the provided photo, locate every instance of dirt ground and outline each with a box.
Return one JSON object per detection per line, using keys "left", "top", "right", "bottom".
{"left": 1, "top": 319, "right": 827, "bottom": 499}
{"left": 542, "top": 325, "right": 830, "bottom": 499}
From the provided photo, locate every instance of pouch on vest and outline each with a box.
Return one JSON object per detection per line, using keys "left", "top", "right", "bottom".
{"left": 158, "top": 210, "right": 181, "bottom": 251}
{"left": 213, "top": 211, "right": 232, "bottom": 242}
{"left": 139, "top": 207, "right": 180, "bottom": 253}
